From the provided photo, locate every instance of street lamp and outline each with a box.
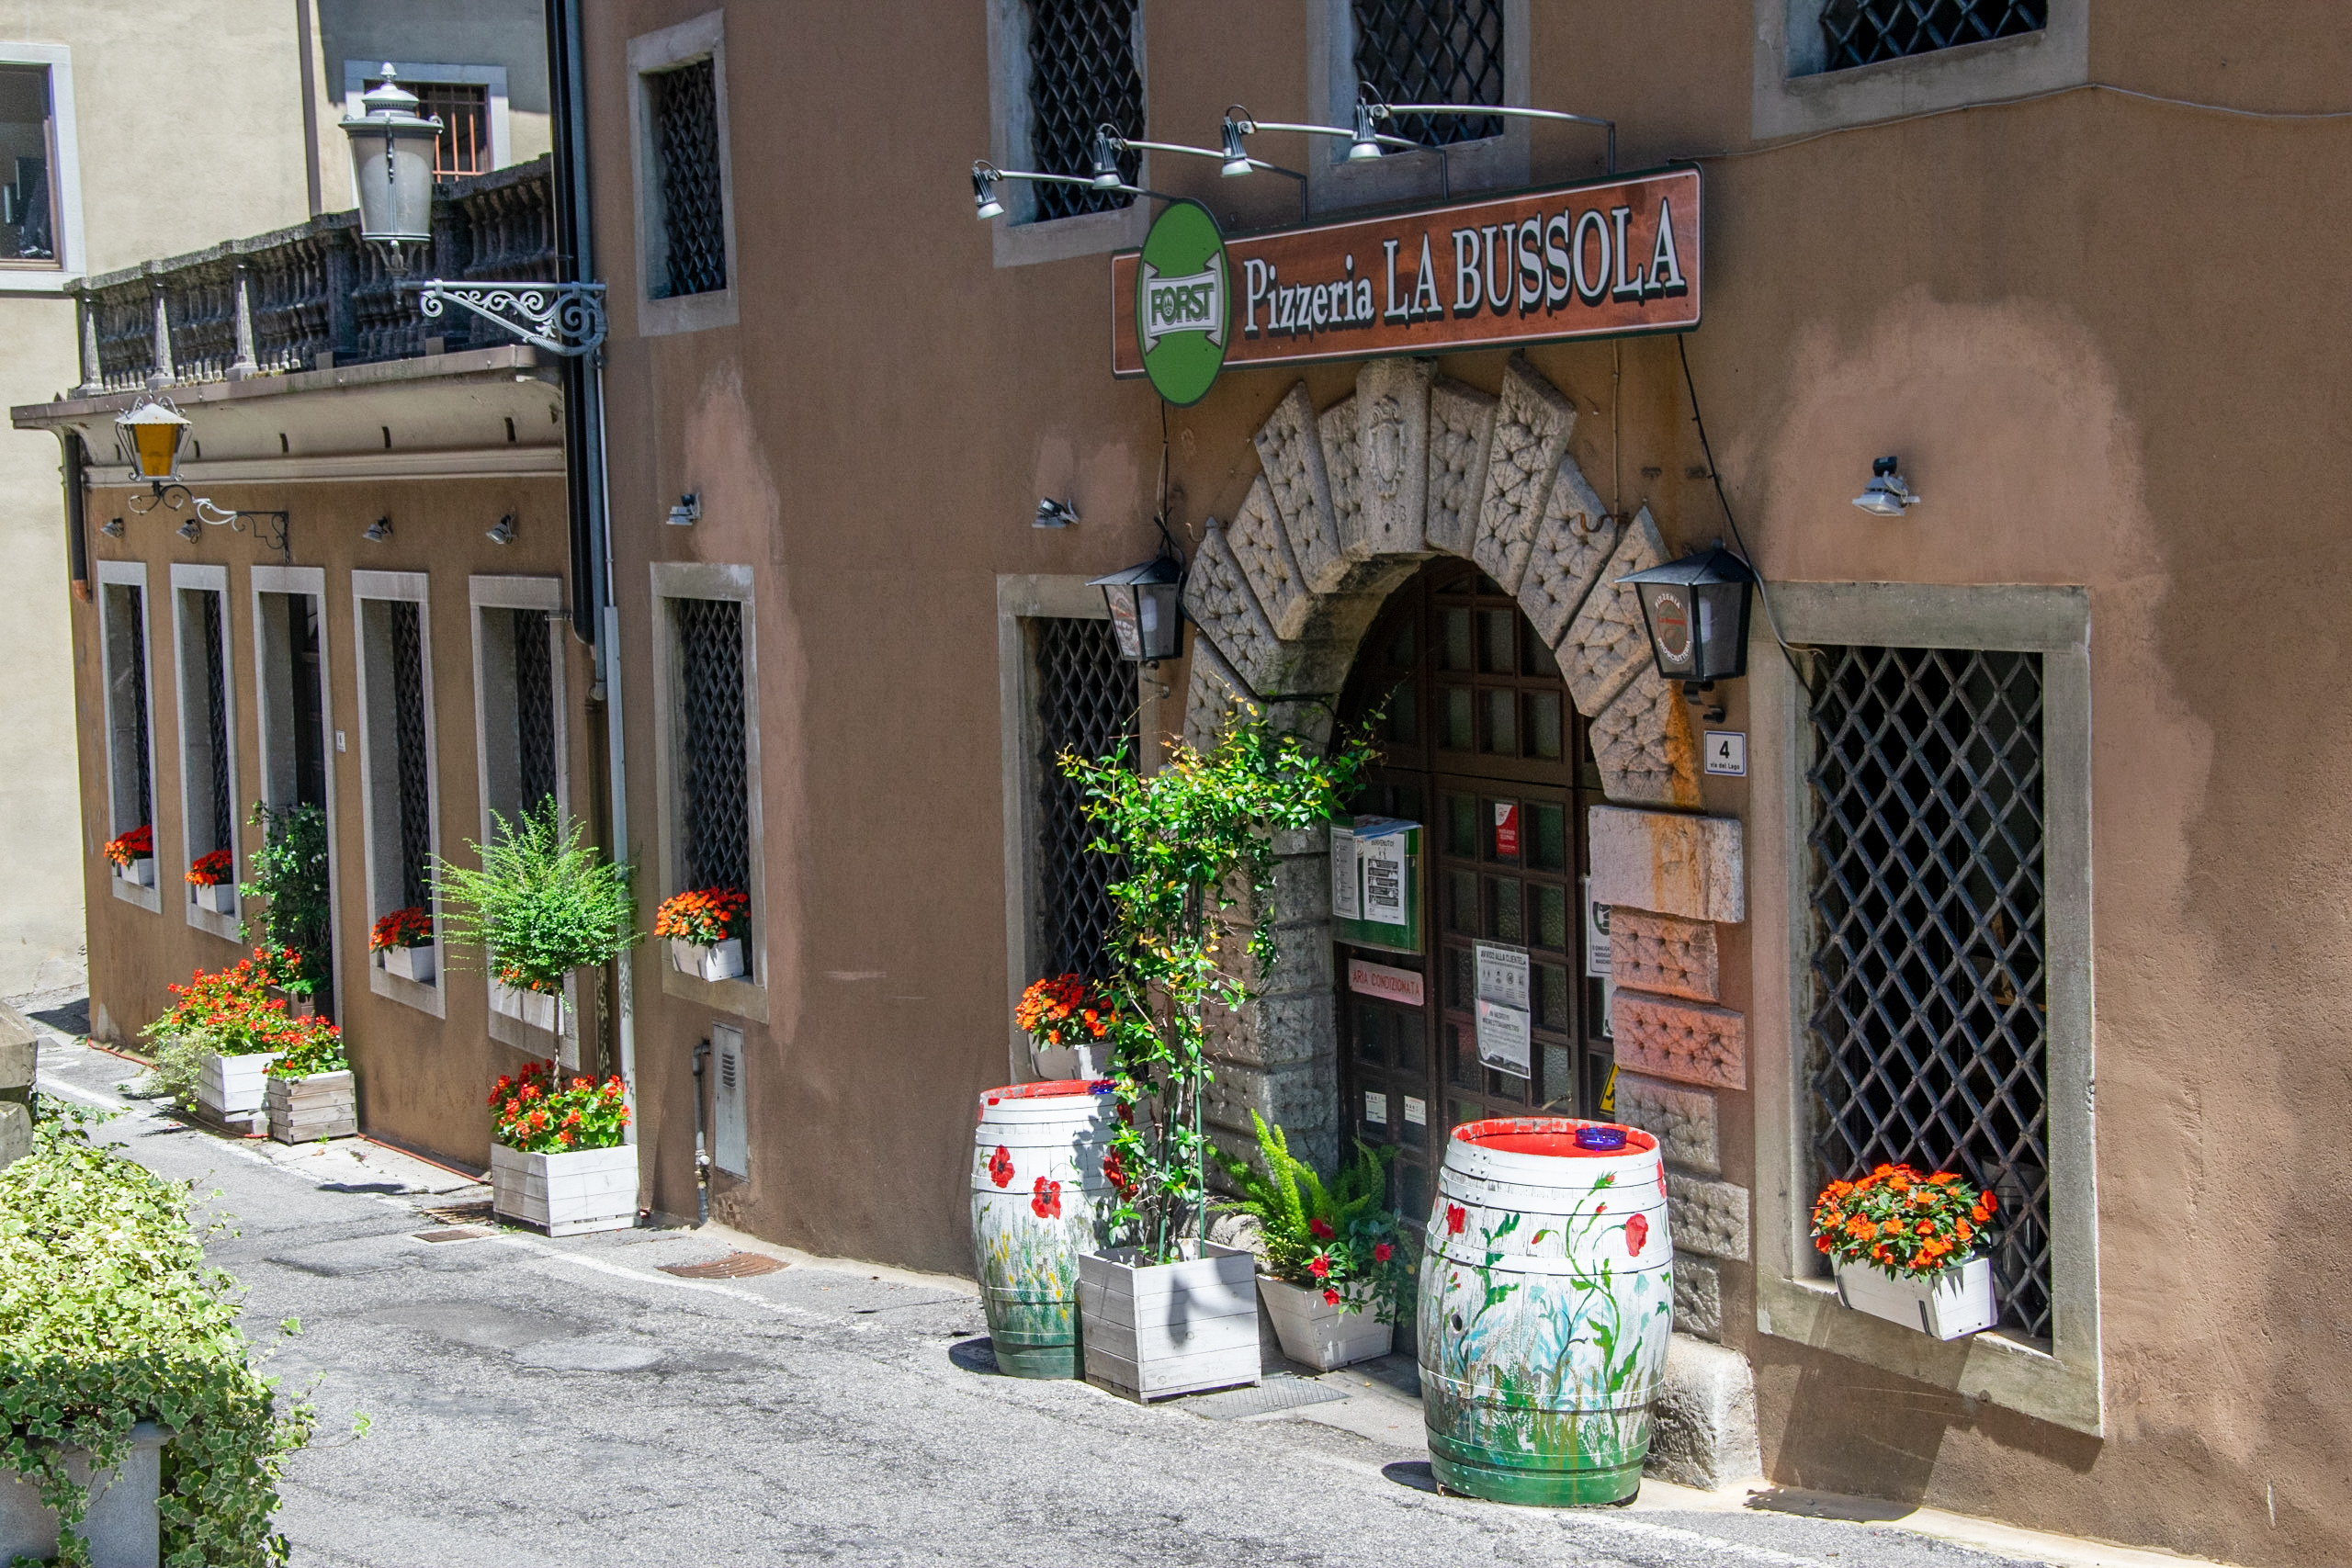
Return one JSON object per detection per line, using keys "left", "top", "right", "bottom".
{"left": 1090, "top": 553, "right": 1185, "bottom": 663}
{"left": 1620, "top": 547, "right": 1755, "bottom": 682}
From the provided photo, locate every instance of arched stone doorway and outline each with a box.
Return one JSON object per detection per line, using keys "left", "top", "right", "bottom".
{"left": 1181, "top": 356, "right": 1703, "bottom": 1177}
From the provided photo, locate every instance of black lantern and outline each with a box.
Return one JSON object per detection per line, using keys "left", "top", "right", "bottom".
{"left": 1619, "top": 547, "right": 1755, "bottom": 682}
{"left": 1090, "top": 555, "right": 1185, "bottom": 662}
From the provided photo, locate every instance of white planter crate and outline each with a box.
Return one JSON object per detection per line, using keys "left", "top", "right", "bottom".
{"left": 380, "top": 944, "right": 434, "bottom": 984}
{"left": 194, "top": 881, "right": 236, "bottom": 915}
{"left": 670, "top": 937, "right": 744, "bottom": 983}
{"left": 1078, "top": 1241, "right": 1261, "bottom": 1401}
{"left": 1259, "top": 1275, "right": 1393, "bottom": 1371}
{"left": 116, "top": 858, "right": 155, "bottom": 888}
{"left": 195, "top": 1050, "right": 282, "bottom": 1133}
{"left": 1835, "top": 1254, "right": 1997, "bottom": 1340}
{"left": 266, "top": 1070, "right": 356, "bottom": 1145}
{"left": 491, "top": 1142, "right": 637, "bottom": 1235}
{"left": 0, "top": 1421, "right": 167, "bottom": 1568}
{"left": 492, "top": 982, "right": 560, "bottom": 1033}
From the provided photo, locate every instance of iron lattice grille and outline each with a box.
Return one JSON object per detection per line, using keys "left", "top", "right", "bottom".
{"left": 1352, "top": 0, "right": 1506, "bottom": 148}
{"left": 1024, "top": 0, "right": 1143, "bottom": 222}
{"left": 1805, "top": 645, "right": 2052, "bottom": 1339}
{"left": 650, "top": 59, "right": 727, "bottom": 298}
{"left": 1035, "top": 617, "right": 1136, "bottom": 980}
{"left": 1820, "top": 0, "right": 2044, "bottom": 70}
{"left": 201, "top": 592, "right": 231, "bottom": 853}
{"left": 513, "top": 608, "right": 556, "bottom": 815}
{"left": 675, "top": 598, "right": 749, "bottom": 897}
{"left": 388, "top": 602, "right": 433, "bottom": 912}
{"left": 123, "top": 587, "right": 153, "bottom": 829}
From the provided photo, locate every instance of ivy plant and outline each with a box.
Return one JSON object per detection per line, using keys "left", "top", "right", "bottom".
{"left": 432, "top": 800, "right": 639, "bottom": 1026}
{"left": 237, "top": 805, "right": 331, "bottom": 999}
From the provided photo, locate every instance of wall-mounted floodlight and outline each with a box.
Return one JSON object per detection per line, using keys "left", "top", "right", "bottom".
{"left": 970, "top": 159, "right": 1141, "bottom": 222}
{"left": 667, "top": 493, "right": 700, "bottom": 526}
{"left": 1851, "top": 457, "right": 1921, "bottom": 516}
{"left": 1091, "top": 123, "right": 1306, "bottom": 219}
{"left": 175, "top": 517, "right": 201, "bottom": 543}
{"left": 1035, "top": 498, "right": 1079, "bottom": 529}
{"left": 362, "top": 516, "right": 393, "bottom": 544}
{"left": 99, "top": 517, "right": 124, "bottom": 538}
{"left": 1363, "top": 95, "right": 1618, "bottom": 175}
{"left": 486, "top": 513, "right": 516, "bottom": 546}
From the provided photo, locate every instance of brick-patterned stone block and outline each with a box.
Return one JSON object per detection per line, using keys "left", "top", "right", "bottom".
{"left": 1613, "top": 1072, "right": 1720, "bottom": 1175}
{"left": 1227, "top": 475, "right": 1313, "bottom": 638}
{"left": 1672, "top": 1252, "right": 1723, "bottom": 1341}
{"left": 1470, "top": 359, "right": 1577, "bottom": 593}
{"left": 1182, "top": 518, "right": 1283, "bottom": 694}
{"left": 1667, "top": 1173, "right": 1750, "bottom": 1262}
{"left": 1206, "top": 987, "right": 1333, "bottom": 1070}
{"left": 1589, "top": 665, "right": 1702, "bottom": 808}
{"left": 1647, "top": 1333, "right": 1758, "bottom": 1489}
{"left": 1253, "top": 381, "right": 1347, "bottom": 593}
{"left": 1516, "top": 459, "right": 1615, "bottom": 649}
{"left": 1559, "top": 506, "right": 1667, "bottom": 716}
{"left": 1182, "top": 636, "right": 1251, "bottom": 753}
{"left": 1589, "top": 806, "right": 1744, "bottom": 923}
{"left": 1318, "top": 394, "right": 1367, "bottom": 562}
{"left": 1611, "top": 991, "right": 1747, "bottom": 1090}
{"left": 1352, "top": 357, "right": 1431, "bottom": 556}
{"left": 1204, "top": 1056, "right": 1335, "bottom": 1170}
{"left": 1422, "top": 378, "right": 1496, "bottom": 557}
{"left": 1610, "top": 908, "right": 1719, "bottom": 1001}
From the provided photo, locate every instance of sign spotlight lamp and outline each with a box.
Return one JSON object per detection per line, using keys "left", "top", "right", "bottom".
{"left": 1852, "top": 456, "right": 1922, "bottom": 516}
{"left": 1620, "top": 546, "right": 1756, "bottom": 683}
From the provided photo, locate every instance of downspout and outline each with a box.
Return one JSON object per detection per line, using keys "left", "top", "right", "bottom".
{"left": 57, "top": 430, "right": 89, "bottom": 603}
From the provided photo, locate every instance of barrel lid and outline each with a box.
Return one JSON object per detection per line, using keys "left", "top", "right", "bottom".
{"left": 1451, "top": 1116, "right": 1656, "bottom": 1159}
{"left": 978, "top": 1078, "right": 1114, "bottom": 1109}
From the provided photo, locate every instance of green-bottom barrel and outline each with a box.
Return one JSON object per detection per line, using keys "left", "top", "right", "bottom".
{"left": 970, "top": 1078, "right": 1116, "bottom": 1378}
{"left": 1418, "top": 1117, "right": 1673, "bottom": 1506}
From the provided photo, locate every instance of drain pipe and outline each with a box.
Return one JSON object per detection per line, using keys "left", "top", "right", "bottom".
{"left": 691, "top": 1038, "right": 710, "bottom": 1225}
{"left": 56, "top": 430, "right": 89, "bottom": 603}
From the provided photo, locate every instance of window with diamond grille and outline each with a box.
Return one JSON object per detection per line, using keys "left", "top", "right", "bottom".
{"left": 202, "top": 592, "right": 232, "bottom": 854}
{"left": 389, "top": 602, "right": 433, "bottom": 912}
{"left": 1352, "top": 0, "right": 1506, "bottom": 149}
{"left": 1805, "top": 645, "right": 2051, "bottom": 1340}
{"left": 1035, "top": 618, "right": 1136, "bottom": 979}
{"left": 648, "top": 58, "right": 727, "bottom": 297}
{"left": 514, "top": 608, "right": 557, "bottom": 815}
{"left": 1819, "top": 0, "right": 2044, "bottom": 71}
{"left": 675, "top": 597, "right": 750, "bottom": 900}
{"left": 1023, "top": 0, "right": 1143, "bottom": 221}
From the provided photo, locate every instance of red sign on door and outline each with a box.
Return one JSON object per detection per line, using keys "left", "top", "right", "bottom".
{"left": 1494, "top": 803, "right": 1520, "bottom": 860}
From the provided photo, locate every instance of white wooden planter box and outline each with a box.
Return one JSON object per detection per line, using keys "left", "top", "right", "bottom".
{"left": 194, "top": 881, "right": 236, "bottom": 915}
{"left": 670, "top": 937, "right": 744, "bottom": 982}
{"left": 491, "top": 1142, "right": 637, "bottom": 1235}
{"left": 1078, "top": 1241, "right": 1261, "bottom": 1401}
{"left": 491, "top": 982, "right": 560, "bottom": 1032}
{"left": 115, "top": 858, "right": 154, "bottom": 888}
{"left": 379, "top": 944, "right": 434, "bottom": 984}
{"left": 266, "top": 1070, "right": 356, "bottom": 1145}
{"left": 1029, "top": 1042, "right": 1103, "bottom": 1081}
{"left": 195, "top": 1050, "right": 282, "bottom": 1132}
{"left": 1258, "top": 1275, "right": 1393, "bottom": 1371}
{"left": 1835, "top": 1255, "right": 1997, "bottom": 1340}
{"left": 0, "top": 1421, "right": 167, "bottom": 1568}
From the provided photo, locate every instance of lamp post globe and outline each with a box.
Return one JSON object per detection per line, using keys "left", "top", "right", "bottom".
{"left": 339, "top": 64, "right": 442, "bottom": 254}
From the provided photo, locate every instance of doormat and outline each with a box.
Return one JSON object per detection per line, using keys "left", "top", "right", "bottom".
{"left": 1182, "top": 1375, "right": 1350, "bottom": 1421}
{"left": 658, "top": 1251, "right": 786, "bottom": 1279}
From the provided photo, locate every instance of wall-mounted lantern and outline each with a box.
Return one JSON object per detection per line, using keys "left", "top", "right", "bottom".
{"left": 1620, "top": 547, "right": 1755, "bottom": 682}
{"left": 338, "top": 66, "right": 441, "bottom": 256}
{"left": 1090, "top": 553, "right": 1185, "bottom": 663}
{"left": 116, "top": 398, "right": 192, "bottom": 484}
{"left": 112, "top": 396, "right": 291, "bottom": 558}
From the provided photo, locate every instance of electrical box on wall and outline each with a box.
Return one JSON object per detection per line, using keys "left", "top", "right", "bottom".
{"left": 711, "top": 1021, "right": 747, "bottom": 1179}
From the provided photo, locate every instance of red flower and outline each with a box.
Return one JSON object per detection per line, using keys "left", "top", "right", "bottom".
{"left": 1625, "top": 1213, "right": 1650, "bottom": 1257}
{"left": 1446, "top": 1203, "right": 1466, "bottom": 1235}
{"left": 1322, "top": 1288, "right": 1341, "bottom": 1306}
{"left": 1373, "top": 1242, "right": 1394, "bottom": 1263}
{"left": 1031, "top": 1177, "right": 1062, "bottom": 1220}
{"left": 1101, "top": 1148, "right": 1136, "bottom": 1199}
{"left": 1307, "top": 1253, "right": 1330, "bottom": 1279}
{"left": 1308, "top": 1218, "right": 1335, "bottom": 1241}
{"left": 988, "top": 1145, "right": 1014, "bottom": 1189}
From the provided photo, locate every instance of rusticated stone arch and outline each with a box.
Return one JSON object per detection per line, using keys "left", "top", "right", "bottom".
{"left": 1177, "top": 355, "right": 1703, "bottom": 1173}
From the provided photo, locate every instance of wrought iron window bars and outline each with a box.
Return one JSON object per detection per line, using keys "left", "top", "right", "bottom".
{"left": 1821, "top": 0, "right": 2046, "bottom": 72}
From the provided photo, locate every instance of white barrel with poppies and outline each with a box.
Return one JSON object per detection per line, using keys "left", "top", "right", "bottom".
{"left": 970, "top": 1079, "right": 1118, "bottom": 1379}
{"left": 1418, "top": 1117, "right": 1673, "bottom": 1506}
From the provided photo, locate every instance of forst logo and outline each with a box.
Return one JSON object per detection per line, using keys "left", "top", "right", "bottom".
{"left": 1135, "top": 200, "right": 1228, "bottom": 406}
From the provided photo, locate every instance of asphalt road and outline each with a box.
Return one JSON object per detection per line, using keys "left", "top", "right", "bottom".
{"left": 32, "top": 1032, "right": 2050, "bottom": 1568}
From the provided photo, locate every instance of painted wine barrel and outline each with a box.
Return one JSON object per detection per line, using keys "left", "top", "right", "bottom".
{"left": 1418, "top": 1117, "right": 1674, "bottom": 1506}
{"left": 970, "top": 1078, "right": 1118, "bottom": 1378}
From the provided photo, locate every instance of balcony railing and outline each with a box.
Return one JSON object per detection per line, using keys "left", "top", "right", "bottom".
{"left": 72, "top": 156, "right": 560, "bottom": 398}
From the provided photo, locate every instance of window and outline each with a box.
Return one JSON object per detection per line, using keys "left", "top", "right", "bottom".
{"left": 353, "top": 573, "right": 439, "bottom": 1001}
{"left": 1805, "top": 645, "right": 2050, "bottom": 1338}
{"left": 1351, "top": 0, "right": 1506, "bottom": 149}
{"left": 628, "top": 14, "right": 736, "bottom": 330}
{"left": 251, "top": 566, "right": 337, "bottom": 1016}
{"left": 472, "top": 586, "right": 563, "bottom": 825}
{"left": 364, "top": 77, "right": 491, "bottom": 175}
{"left": 172, "top": 566, "right": 238, "bottom": 932}
{"left": 96, "top": 563, "right": 157, "bottom": 907}
{"left": 1023, "top": 0, "right": 1143, "bottom": 222}
{"left": 1310, "top": 0, "right": 1528, "bottom": 210}
{"left": 652, "top": 563, "right": 763, "bottom": 1015}
{"left": 0, "top": 63, "right": 55, "bottom": 262}
{"left": 1818, "top": 0, "right": 2044, "bottom": 71}
{"left": 1034, "top": 617, "right": 1136, "bottom": 978}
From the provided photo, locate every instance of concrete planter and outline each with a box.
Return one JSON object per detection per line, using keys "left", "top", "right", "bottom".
{"left": 0, "top": 1422, "right": 168, "bottom": 1568}
{"left": 266, "top": 1069, "right": 356, "bottom": 1145}
{"left": 195, "top": 1050, "right": 282, "bottom": 1134}
{"left": 1028, "top": 1041, "right": 1103, "bottom": 1081}
{"left": 379, "top": 944, "right": 434, "bottom": 984}
{"left": 1078, "top": 1241, "right": 1260, "bottom": 1401}
{"left": 193, "top": 881, "right": 236, "bottom": 915}
{"left": 670, "top": 937, "right": 744, "bottom": 983}
{"left": 1259, "top": 1275, "right": 1393, "bottom": 1371}
{"left": 1835, "top": 1255, "right": 1996, "bottom": 1341}
{"left": 491, "top": 982, "right": 560, "bottom": 1033}
{"left": 491, "top": 1141, "right": 636, "bottom": 1235}
{"left": 114, "top": 858, "right": 154, "bottom": 888}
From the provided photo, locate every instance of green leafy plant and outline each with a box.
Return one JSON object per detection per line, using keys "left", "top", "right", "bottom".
{"left": 1, "top": 1110, "right": 312, "bottom": 1566}
{"left": 1218, "top": 1111, "right": 1414, "bottom": 1322}
{"left": 238, "top": 805, "right": 330, "bottom": 999}
{"left": 1061, "top": 710, "right": 1377, "bottom": 1265}
{"left": 433, "top": 800, "right": 638, "bottom": 1021}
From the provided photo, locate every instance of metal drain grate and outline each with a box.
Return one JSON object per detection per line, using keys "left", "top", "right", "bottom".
{"left": 658, "top": 1251, "right": 786, "bottom": 1279}
{"left": 1181, "top": 1376, "right": 1350, "bottom": 1421}
{"left": 413, "top": 1226, "right": 487, "bottom": 1244}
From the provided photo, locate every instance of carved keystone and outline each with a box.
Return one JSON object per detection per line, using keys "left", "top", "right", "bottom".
{"left": 1352, "top": 357, "right": 1432, "bottom": 556}
{"left": 1667, "top": 1173, "right": 1751, "bottom": 1262}
{"left": 1559, "top": 505, "right": 1667, "bottom": 716}
{"left": 1590, "top": 666, "right": 1702, "bottom": 809}
{"left": 1589, "top": 806, "right": 1744, "bottom": 923}
{"left": 1471, "top": 359, "right": 1577, "bottom": 593}
{"left": 1612, "top": 992, "right": 1747, "bottom": 1090}
{"left": 1613, "top": 1071, "right": 1721, "bottom": 1175}
{"left": 1252, "top": 382, "right": 1346, "bottom": 593}
{"left": 1227, "top": 475, "right": 1313, "bottom": 638}
{"left": 1611, "top": 909, "right": 1719, "bottom": 1001}
{"left": 1516, "top": 458, "right": 1616, "bottom": 648}
{"left": 1422, "top": 378, "right": 1497, "bottom": 557}
{"left": 1182, "top": 518, "right": 1283, "bottom": 696}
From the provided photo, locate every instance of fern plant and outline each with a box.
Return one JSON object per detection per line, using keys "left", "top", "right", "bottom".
{"left": 1219, "top": 1111, "right": 1415, "bottom": 1322}
{"left": 432, "top": 800, "right": 638, "bottom": 1014}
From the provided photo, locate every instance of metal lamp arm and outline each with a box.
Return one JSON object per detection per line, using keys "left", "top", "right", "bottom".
{"left": 1102, "top": 132, "right": 1307, "bottom": 220}
{"left": 1368, "top": 100, "right": 1616, "bottom": 175}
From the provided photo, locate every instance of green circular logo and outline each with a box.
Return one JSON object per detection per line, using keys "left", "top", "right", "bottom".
{"left": 1136, "top": 200, "right": 1228, "bottom": 407}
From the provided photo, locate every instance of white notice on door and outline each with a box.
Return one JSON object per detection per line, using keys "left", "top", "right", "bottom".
{"left": 1355, "top": 818, "right": 1410, "bottom": 927}
{"left": 1584, "top": 874, "right": 1611, "bottom": 979}
{"left": 1402, "top": 1096, "right": 1427, "bottom": 1127}
{"left": 1364, "top": 1090, "right": 1387, "bottom": 1126}
{"left": 1473, "top": 942, "right": 1532, "bottom": 1075}
{"left": 1331, "top": 824, "right": 1360, "bottom": 920}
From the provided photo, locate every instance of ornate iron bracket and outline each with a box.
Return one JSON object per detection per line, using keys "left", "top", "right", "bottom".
{"left": 126, "top": 482, "right": 290, "bottom": 561}
{"left": 406, "top": 280, "right": 608, "bottom": 357}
